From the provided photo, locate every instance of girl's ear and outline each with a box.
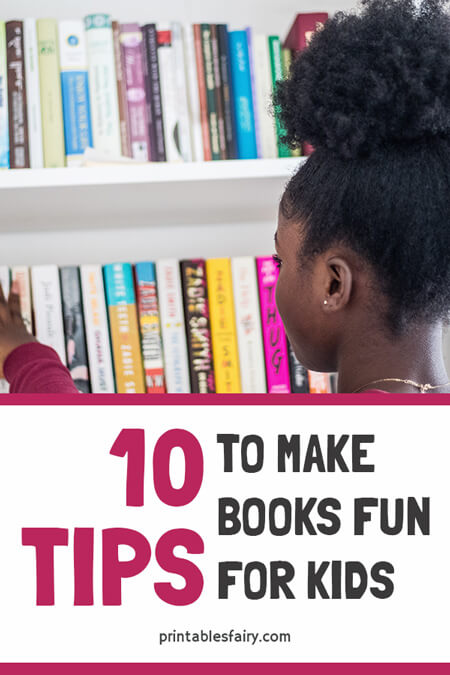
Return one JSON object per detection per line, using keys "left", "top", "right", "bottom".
{"left": 322, "top": 256, "right": 353, "bottom": 311}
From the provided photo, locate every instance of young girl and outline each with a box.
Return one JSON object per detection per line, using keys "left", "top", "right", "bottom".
{"left": 2, "top": 0, "right": 450, "bottom": 394}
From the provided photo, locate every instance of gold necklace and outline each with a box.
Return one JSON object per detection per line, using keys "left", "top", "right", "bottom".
{"left": 352, "top": 377, "right": 450, "bottom": 394}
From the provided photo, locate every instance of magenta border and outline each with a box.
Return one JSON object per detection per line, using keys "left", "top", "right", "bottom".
{"left": 0, "top": 393, "right": 450, "bottom": 405}
{"left": 0, "top": 665, "right": 448, "bottom": 673}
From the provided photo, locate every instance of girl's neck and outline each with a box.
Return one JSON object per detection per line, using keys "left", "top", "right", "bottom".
{"left": 337, "top": 322, "right": 450, "bottom": 393}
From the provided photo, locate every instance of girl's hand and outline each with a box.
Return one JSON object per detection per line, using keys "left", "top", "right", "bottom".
{"left": 0, "top": 282, "right": 37, "bottom": 377}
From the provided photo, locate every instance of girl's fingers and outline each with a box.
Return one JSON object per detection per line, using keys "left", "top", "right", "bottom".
{"left": 0, "top": 283, "right": 6, "bottom": 304}
{"left": 8, "top": 290, "right": 22, "bottom": 320}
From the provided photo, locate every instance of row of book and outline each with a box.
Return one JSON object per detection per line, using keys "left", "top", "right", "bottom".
{"left": 0, "top": 13, "right": 328, "bottom": 169}
{"left": 0, "top": 259, "right": 333, "bottom": 394}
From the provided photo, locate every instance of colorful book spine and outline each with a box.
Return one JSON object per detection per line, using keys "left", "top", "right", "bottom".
{"left": 171, "top": 22, "right": 193, "bottom": 162}
{"left": 23, "top": 19, "right": 43, "bottom": 168}
{"left": 142, "top": 24, "right": 165, "bottom": 162}
{"left": 308, "top": 371, "right": 332, "bottom": 394}
{"left": 119, "top": 23, "right": 150, "bottom": 161}
{"left": 112, "top": 20, "right": 131, "bottom": 157}
{"left": 6, "top": 21, "right": 29, "bottom": 168}
{"left": 103, "top": 263, "right": 145, "bottom": 394}
{"left": 287, "top": 342, "right": 309, "bottom": 393}
{"left": 182, "top": 23, "right": 204, "bottom": 162}
{"left": 31, "top": 265, "right": 66, "bottom": 365}
{"left": 217, "top": 24, "right": 237, "bottom": 160}
{"left": 200, "top": 24, "right": 220, "bottom": 161}
{"left": 0, "top": 22, "right": 9, "bottom": 168}
{"left": 283, "top": 13, "right": 329, "bottom": 52}
{"left": 193, "top": 24, "right": 211, "bottom": 161}
{"left": 206, "top": 258, "right": 241, "bottom": 393}
{"left": 231, "top": 257, "right": 266, "bottom": 393}
{"left": 180, "top": 259, "right": 215, "bottom": 394}
{"left": 256, "top": 256, "right": 291, "bottom": 393}
{"left": 36, "top": 19, "right": 65, "bottom": 168}
{"left": 156, "top": 259, "right": 191, "bottom": 393}
{"left": 84, "top": 14, "right": 121, "bottom": 158}
{"left": 134, "top": 262, "right": 166, "bottom": 393}
{"left": 0, "top": 266, "right": 10, "bottom": 392}
{"left": 268, "top": 35, "right": 291, "bottom": 158}
{"left": 11, "top": 266, "right": 32, "bottom": 334}
{"left": 253, "top": 34, "right": 278, "bottom": 159}
{"left": 210, "top": 24, "right": 227, "bottom": 159}
{"left": 59, "top": 20, "right": 93, "bottom": 166}
{"left": 157, "top": 25, "right": 182, "bottom": 162}
{"left": 60, "top": 266, "right": 91, "bottom": 393}
{"left": 80, "top": 265, "right": 115, "bottom": 393}
{"left": 228, "top": 30, "right": 257, "bottom": 160}
{"left": 281, "top": 47, "right": 301, "bottom": 158}
{"left": 245, "top": 27, "right": 261, "bottom": 158}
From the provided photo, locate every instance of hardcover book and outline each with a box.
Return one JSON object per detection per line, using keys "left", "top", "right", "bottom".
{"left": 228, "top": 30, "right": 257, "bottom": 159}
{"left": 103, "top": 263, "right": 145, "bottom": 393}
{"left": 112, "top": 20, "right": 131, "bottom": 157}
{"left": 245, "top": 27, "right": 261, "bottom": 158}
{"left": 283, "top": 13, "right": 329, "bottom": 52}
{"left": 200, "top": 24, "right": 221, "bottom": 161}
{"left": 31, "top": 265, "right": 67, "bottom": 365}
{"left": 256, "top": 256, "right": 291, "bottom": 393}
{"left": 36, "top": 19, "right": 65, "bottom": 167}
{"left": 60, "top": 266, "right": 91, "bottom": 393}
{"left": 287, "top": 341, "right": 309, "bottom": 393}
{"left": 253, "top": 34, "right": 278, "bottom": 159}
{"left": 210, "top": 24, "right": 227, "bottom": 159}
{"left": 308, "top": 371, "right": 332, "bottom": 394}
{"left": 216, "top": 24, "right": 237, "bottom": 160}
{"left": 135, "top": 262, "right": 166, "bottom": 393}
{"left": 180, "top": 259, "right": 215, "bottom": 393}
{"left": 142, "top": 24, "right": 166, "bottom": 162}
{"left": 156, "top": 259, "right": 191, "bottom": 393}
{"left": 182, "top": 23, "right": 204, "bottom": 162}
{"left": 6, "top": 21, "right": 29, "bottom": 168}
{"left": 268, "top": 35, "right": 291, "bottom": 158}
{"left": 80, "top": 265, "right": 115, "bottom": 393}
{"left": 206, "top": 257, "right": 241, "bottom": 393}
{"left": 59, "top": 20, "right": 93, "bottom": 166}
{"left": 0, "top": 22, "right": 9, "bottom": 168}
{"left": 157, "top": 25, "right": 182, "bottom": 162}
{"left": 11, "top": 266, "right": 32, "bottom": 334}
{"left": 23, "top": 18, "right": 43, "bottom": 168}
{"left": 171, "top": 22, "right": 193, "bottom": 162}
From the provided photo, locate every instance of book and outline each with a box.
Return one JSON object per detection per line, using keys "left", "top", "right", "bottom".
{"left": 281, "top": 47, "right": 301, "bottom": 158}
{"left": 134, "top": 262, "right": 166, "bottom": 393}
{"left": 84, "top": 14, "right": 121, "bottom": 158}
{"left": 256, "top": 256, "right": 291, "bottom": 393}
{"left": 206, "top": 257, "right": 241, "bottom": 393}
{"left": 180, "top": 259, "right": 215, "bottom": 393}
{"left": 11, "top": 266, "right": 33, "bottom": 334}
{"left": 103, "top": 262, "right": 145, "bottom": 393}
{"left": 23, "top": 19, "right": 43, "bottom": 168}
{"left": 283, "top": 13, "right": 329, "bottom": 52}
{"left": 0, "top": 21, "right": 9, "bottom": 168}
{"left": 287, "top": 342, "right": 309, "bottom": 393}
{"left": 112, "top": 20, "right": 131, "bottom": 158}
{"left": 59, "top": 20, "right": 93, "bottom": 166}
{"left": 308, "top": 371, "right": 332, "bottom": 394}
{"left": 156, "top": 259, "right": 191, "bottom": 393}
{"left": 80, "top": 264, "right": 115, "bottom": 393}
{"left": 37, "top": 19, "right": 65, "bottom": 168}
{"left": 6, "top": 21, "right": 29, "bottom": 168}
{"left": 182, "top": 22, "right": 204, "bottom": 162}
{"left": 157, "top": 24, "right": 182, "bottom": 162}
{"left": 200, "top": 24, "right": 221, "bottom": 161}
{"left": 231, "top": 256, "right": 266, "bottom": 393}
{"left": 192, "top": 24, "right": 211, "bottom": 162}
{"left": 142, "top": 24, "right": 165, "bottom": 162}
{"left": 60, "top": 266, "right": 91, "bottom": 392}
{"left": 171, "top": 22, "right": 193, "bottom": 162}
{"left": 31, "top": 265, "right": 67, "bottom": 365}
{"left": 228, "top": 30, "right": 257, "bottom": 159}
{"left": 216, "top": 24, "right": 237, "bottom": 160}
{"left": 268, "top": 35, "right": 291, "bottom": 158}
{"left": 119, "top": 23, "right": 150, "bottom": 161}
{"left": 245, "top": 27, "right": 261, "bottom": 158}
{"left": 0, "top": 266, "right": 10, "bottom": 392}
{"left": 210, "top": 24, "right": 227, "bottom": 160}
{"left": 253, "top": 34, "right": 278, "bottom": 159}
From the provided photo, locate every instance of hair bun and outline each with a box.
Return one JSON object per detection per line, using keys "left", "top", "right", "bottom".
{"left": 275, "top": 0, "right": 450, "bottom": 159}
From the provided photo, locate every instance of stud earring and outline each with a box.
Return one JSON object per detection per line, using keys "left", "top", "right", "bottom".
{"left": 323, "top": 300, "right": 328, "bottom": 305}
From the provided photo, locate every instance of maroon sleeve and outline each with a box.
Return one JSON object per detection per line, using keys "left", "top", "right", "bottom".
{"left": 3, "top": 342, "right": 80, "bottom": 394}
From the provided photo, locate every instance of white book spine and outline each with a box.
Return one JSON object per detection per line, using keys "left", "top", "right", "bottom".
{"left": 31, "top": 265, "right": 66, "bottom": 365}
{"left": 0, "top": 22, "right": 8, "bottom": 168}
{"left": 156, "top": 259, "right": 191, "bottom": 393}
{"left": 157, "top": 24, "right": 182, "bottom": 162}
{"left": 253, "top": 35, "right": 278, "bottom": 159}
{"left": 231, "top": 257, "right": 267, "bottom": 393}
{"left": 84, "top": 14, "right": 121, "bottom": 158}
{"left": 0, "top": 266, "right": 10, "bottom": 392}
{"left": 80, "top": 264, "right": 115, "bottom": 393}
{"left": 23, "top": 19, "right": 44, "bottom": 169}
{"left": 171, "top": 22, "right": 192, "bottom": 162}
{"left": 11, "top": 266, "right": 32, "bottom": 334}
{"left": 182, "top": 23, "right": 203, "bottom": 162}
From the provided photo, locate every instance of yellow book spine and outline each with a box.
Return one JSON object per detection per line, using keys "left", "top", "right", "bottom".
{"left": 37, "top": 18, "right": 66, "bottom": 167}
{"left": 206, "top": 258, "right": 241, "bottom": 393}
{"left": 108, "top": 304, "right": 146, "bottom": 393}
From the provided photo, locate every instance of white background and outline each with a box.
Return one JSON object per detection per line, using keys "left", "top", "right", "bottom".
{"left": 0, "top": 404, "right": 448, "bottom": 662}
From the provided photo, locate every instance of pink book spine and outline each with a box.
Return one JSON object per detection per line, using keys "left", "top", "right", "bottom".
{"left": 120, "top": 23, "right": 151, "bottom": 161}
{"left": 256, "top": 256, "right": 291, "bottom": 393}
